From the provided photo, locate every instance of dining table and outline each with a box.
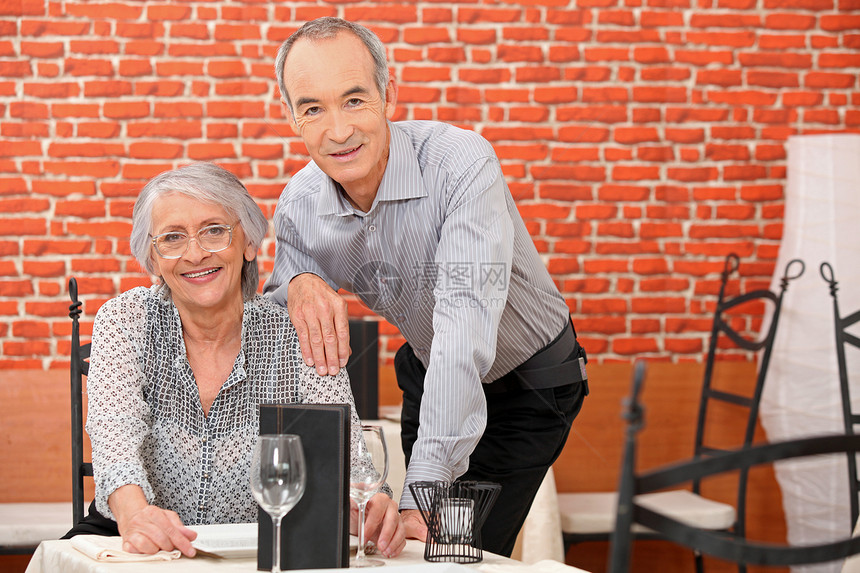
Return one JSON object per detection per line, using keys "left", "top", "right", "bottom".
{"left": 24, "top": 537, "right": 588, "bottom": 573}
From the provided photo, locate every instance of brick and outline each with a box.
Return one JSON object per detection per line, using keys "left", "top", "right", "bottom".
{"left": 55, "top": 199, "right": 106, "bottom": 218}
{"left": 804, "top": 72, "right": 856, "bottom": 89}
{"left": 147, "top": 4, "right": 191, "bottom": 20}
{"left": 0, "top": 197, "right": 49, "bottom": 212}
{"left": 23, "top": 239, "right": 91, "bottom": 255}
{"left": 31, "top": 179, "right": 96, "bottom": 196}
{"left": 532, "top": 164, "right": 606, "bottom": 181}
{"left": 84, "top": 80, "right": 133, "bottom": 97}
{"left": 344, "top": 5, "right": 417, "bottom": 22}
{"left": 632, "top": 86, "right": 688, "bottom": 103}
{"left": 691, "top": 13, "right": 760, "bottom": 27}
{"left": 675, "top": 50, "right": 734, "bottom": 66}
{"left": 103, "top": 101, "right": 150, "bottom": 118}
{"left": 48, "top": 142, "right": 124, "bottom": 158}
{"left": 188, "top": 142, "right": 236, "bottom": 160}
{"left": 22, "top": 259, "right": 65, "bottom": 277}
{"left": 598, "top": 184, "right": 650, "bottom": 201}
{"left": 64, "top": 58, "right": 113, "bottom": 76}
{"left": 0, "top": 279, "right": 32, "bottom": 297}
{"left": 0, "top": 60, "right": 32, "bottom": 77}
{"left": 21, "top": 40, "right": 64, "bottom": 58}
{"left": 458, "top": 68, "right": 511, "bottom": 84}
{"left": 0, "top": 0, "right": 45, "bottom": 15}
{"left": 44, "top": 160, "right": 120, "bottom": 178}
{"left": 170, "top": 24, "right": 210, "bottom": 40}
{"left": 686, "top": 31, "right": 756, "bottom": 47}
{"left": 3, "top": 341, "right": 52, "bottom": 356}
{"left": 747, "top": 70, "right": 800, "bottom": 87}
{"left": 65, "top": 2, "right": 142, "bottom": 19}
{"left": 207, "top": 101, "right": 265, "bottom": 118}
{"left": 0, "top": 217, "right": 46, "bottom": 235}
{"left": 127, "top": 120, "right": 201, "bottom": 139}
{"left": 539, "top": 184, "right": 593, "bottom": 201}
{"left": 67, "top": 221, "right": 132, "bottom": 238}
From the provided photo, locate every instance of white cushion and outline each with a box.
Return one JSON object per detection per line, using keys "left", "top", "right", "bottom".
{"left": 0, "top": 502, "right": 72, "bottom": 547}
{"left": 559, "top": 490, "right": 736, "bottom": 535}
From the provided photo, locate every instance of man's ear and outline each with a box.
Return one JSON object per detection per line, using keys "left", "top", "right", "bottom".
{"left": 281, "top": 97, "right": 299, "bottom": 136}
{"left": 384, "top": 74, "right": 398, "bottom": 120}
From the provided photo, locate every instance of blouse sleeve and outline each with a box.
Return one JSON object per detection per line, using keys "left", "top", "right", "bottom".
{"left": 85, "top": 293, "right": 156, "bottom": 520}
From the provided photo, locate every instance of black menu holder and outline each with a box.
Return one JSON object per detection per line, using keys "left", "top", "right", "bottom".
{"left": 258, "top": 403, "right": 351, "bottom": 570}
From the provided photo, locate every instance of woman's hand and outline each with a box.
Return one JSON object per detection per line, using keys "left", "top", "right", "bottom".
{"left": 350, "top": 493, "right": 406, "bottom": 558}
{"left": 109, "top": 484, "right": 198, "bottom": 557}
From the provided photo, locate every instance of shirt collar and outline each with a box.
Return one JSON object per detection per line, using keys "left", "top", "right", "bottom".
{"left": 316, "top": 122, "right": 428, "bottom": 217}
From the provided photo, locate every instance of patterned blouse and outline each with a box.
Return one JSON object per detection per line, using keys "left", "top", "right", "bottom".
{"left": 86, "top": 285, "right": 363, "bottom": 525}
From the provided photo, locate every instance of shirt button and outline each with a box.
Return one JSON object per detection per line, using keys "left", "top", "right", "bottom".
{"left": 368, "top": 225, "right": 376, "bottom": 232}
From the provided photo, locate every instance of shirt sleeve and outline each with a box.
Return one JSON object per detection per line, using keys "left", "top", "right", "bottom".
{"left": 399, "top": 157, "right": 514, "bottom": 510}
{"left": 263, "top": 190, "right": 340, "bottom": 307}
{"left": 85, "top": 294, "right": 156, "bottom": 520}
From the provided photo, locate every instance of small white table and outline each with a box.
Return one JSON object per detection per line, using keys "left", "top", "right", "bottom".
{"left": 25, "top": 538, "right": 531, "bottom": 573}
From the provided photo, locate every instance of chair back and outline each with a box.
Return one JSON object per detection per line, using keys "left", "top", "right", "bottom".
{"left": 693, "top": 254, "right": 804, "bottom": 539}
{"left": 821, "top": 262, "right": 860, "bottom": 530}
{"left": 609, "top": 361, "right": 860, "bottom": 571}
{"left": 69, "top": 277, "right": 93, "bottom": 525}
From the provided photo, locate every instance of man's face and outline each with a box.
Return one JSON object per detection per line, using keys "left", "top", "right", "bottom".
{"left": 282, "top": 32, "right": 397, "bottom": 207}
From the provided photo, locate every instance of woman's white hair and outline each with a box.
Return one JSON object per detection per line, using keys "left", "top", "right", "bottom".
{"left": 129, "top": 162, "right": 269, "bottom": 301}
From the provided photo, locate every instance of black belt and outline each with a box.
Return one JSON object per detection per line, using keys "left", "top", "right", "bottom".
{"left": 484, "top": 320, "right": 588, "bottom": 395}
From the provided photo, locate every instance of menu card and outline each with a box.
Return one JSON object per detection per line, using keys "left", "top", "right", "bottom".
{"left": 258, "top": 403, "right": 351, "bottom": 570}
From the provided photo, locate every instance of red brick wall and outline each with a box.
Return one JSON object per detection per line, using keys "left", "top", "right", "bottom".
{"left": 1, "top": 1, "right": 858, "bottom": 369}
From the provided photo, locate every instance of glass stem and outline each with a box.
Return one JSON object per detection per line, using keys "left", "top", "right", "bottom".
{"left": 357, "top": 501, "right": 367, "bottom": 562}
{"left": 272, "top": 514, "right": 283, "bottom": 573}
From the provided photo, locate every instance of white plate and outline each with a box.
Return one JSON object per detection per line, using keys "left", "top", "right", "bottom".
{"left": 190, "top": 523, "right": 257, "bottom": 558}
{"left": 190, "top": 523, "right": 358, "bottom": 558}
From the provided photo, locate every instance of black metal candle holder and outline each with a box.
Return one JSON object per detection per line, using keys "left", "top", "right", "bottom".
{"left": 409, "top": 480, "right": 502, "bottom": 563}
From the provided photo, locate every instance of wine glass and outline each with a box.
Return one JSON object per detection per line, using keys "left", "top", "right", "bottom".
{"left": 251, "top": 434, "right": 306, "bottom": 573}
{"left": 350, "top": 425, "right": 389, "bottom": 568}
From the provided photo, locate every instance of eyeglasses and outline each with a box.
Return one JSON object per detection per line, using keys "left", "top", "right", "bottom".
{"left": 151, "top": 224, "right": 235, "bottom": 259}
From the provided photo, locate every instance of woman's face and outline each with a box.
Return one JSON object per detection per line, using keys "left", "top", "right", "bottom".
{"left": 149, "top": 192, "right": 255, "bottom": 317}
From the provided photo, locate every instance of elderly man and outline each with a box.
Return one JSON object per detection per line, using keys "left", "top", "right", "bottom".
{"left": 264, "top": 17, "right": 588, "bottom": 556}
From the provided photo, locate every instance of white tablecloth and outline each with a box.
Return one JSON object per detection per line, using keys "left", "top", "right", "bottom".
{"left": 25, "top": 538, "right": 587, "bottom": 573}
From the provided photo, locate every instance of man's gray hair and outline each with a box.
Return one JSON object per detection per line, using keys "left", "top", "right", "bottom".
{"left": 275, "top": 17, "right": 389, "bottom": 114}
{"left": 129, "top": 162, "right": 269, "bottom": 301}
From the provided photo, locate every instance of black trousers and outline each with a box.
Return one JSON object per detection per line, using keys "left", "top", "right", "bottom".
{"left": 395, "top": 341, "right": 587, "bottom": 557}
{"left": 61, "top": 501, "right": 119, "bottom": 539}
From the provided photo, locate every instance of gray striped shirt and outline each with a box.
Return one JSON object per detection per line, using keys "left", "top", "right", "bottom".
{"left": 265, "top": 120, "right": 570, "bottom": 509}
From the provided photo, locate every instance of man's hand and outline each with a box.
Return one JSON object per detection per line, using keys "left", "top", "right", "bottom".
{"left": 400, "top": 509, "right": 428, "bottom": 542}
{"left": 350, "top": 493, "right": 406, "bottom": 558}
{"left": 287, "top": 273, "right": 350, "bottom": 376}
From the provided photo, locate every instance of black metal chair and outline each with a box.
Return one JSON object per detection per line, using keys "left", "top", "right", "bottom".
{"left": 821, "top": 262, "right": 860, "bottom": 531}
{"left": 560, "top": 254, "right": 805, "bottom": 572}
{"left": 69, "top": 277, "right": 93, "bottom": 526}
{"left": 608, "top": 361, "right": 860, "bottom": 571}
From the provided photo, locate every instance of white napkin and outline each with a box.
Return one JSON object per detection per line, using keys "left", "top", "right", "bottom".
{"left": 479, "top": 559, "right": 587, "bottom": 573}
{"left": 70, "top": 535, "right": 182, "bottom": 562}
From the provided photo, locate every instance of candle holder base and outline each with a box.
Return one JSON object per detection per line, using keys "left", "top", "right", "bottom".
{"left": 409, "top": 480, "right": 501, "bottom": 564}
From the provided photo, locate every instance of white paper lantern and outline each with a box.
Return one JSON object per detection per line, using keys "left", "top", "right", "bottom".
{"left": 760, "top": 134, "right": 860, "bottom": 573}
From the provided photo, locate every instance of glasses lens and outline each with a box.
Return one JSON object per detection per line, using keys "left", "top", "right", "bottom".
{"left": 155, "top": 232, "right": 188, "bottom": 257}
{"left": 197, "top": 225, "right": 232, "bottom": 252}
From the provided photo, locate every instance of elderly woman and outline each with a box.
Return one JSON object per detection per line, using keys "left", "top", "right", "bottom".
{"left": 64, "top": 163, "right": 405, "bottom": 558}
